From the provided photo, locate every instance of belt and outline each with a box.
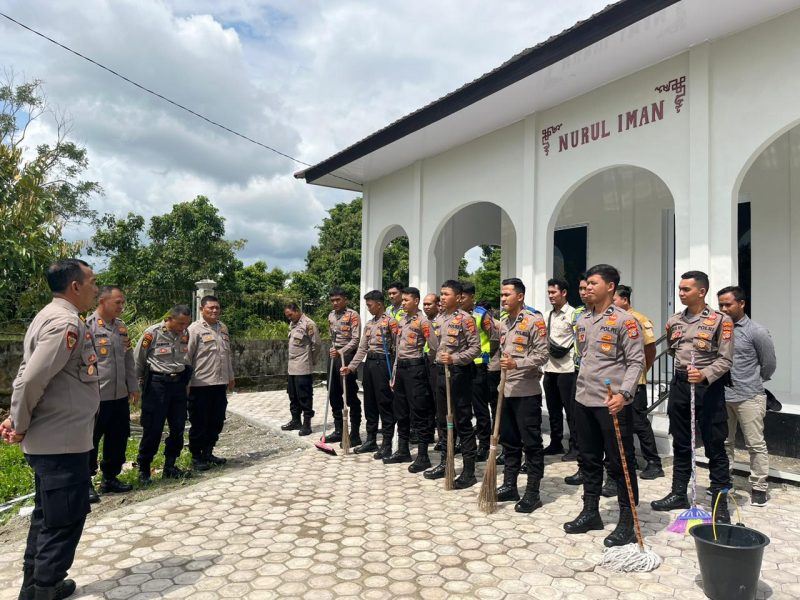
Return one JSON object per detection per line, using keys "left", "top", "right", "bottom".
{"left": 151, "top": 372, "right": 183, "bottom": 381}
{"left": 366, "top": 352, "right": 387, "bottom": 361}
{"left": 397, "top": 358, "right": 425, "bottom": 367}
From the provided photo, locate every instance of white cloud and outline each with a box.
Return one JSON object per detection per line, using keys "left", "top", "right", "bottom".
{"left": 0, "top": 0, "right": 610, "bottom": 271}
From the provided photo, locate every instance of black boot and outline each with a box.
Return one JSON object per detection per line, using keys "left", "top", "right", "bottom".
{"left": 88, "top": 482, "right": 100, "bottom": 504}
{"left": 408, "top": 443, "right": 431, "bottom": 473}
{"left": 298, "top": 416, "right": 312, "bottom": 436}
{"left": 604, "top": 506, "right": 636, "bottom": 547}
{"left": 191, "top": 452, "right": 211, "bottom": 472}
{"left": 543, "top": 441, "right": 564, "bottom": 456}
{"left": 650, "top": 490, "right": 690, "bottom": 511}
{"left": 373, "top": 436, "right": 392, "bottom": 460}
{"left": 453, "top": 458, "right": 477, "bottom": 489}
{"left": 515, "top": 478, "right": 543, "bottom": 513}
{"left": 100, "top": 477, "right": 133, "bottom": 493}
{"left": 384, "top": 438, "right": 413, "bottom": 464}
{"left": 564, "top": 495, "right": 604, "bottom": 534}
{"left": 205, "top": 448, "right": 227, "bottom": 466}
{"left": 496, "top": 471, "right": 520, "bottom": 502}
{"left": 138, "top": 462, "right": 152, "bottom": 485}
{"left": 31, "top": 580, "right": 76, "bottom": 600}
{"left": 476, "top": 444, "right": 490, "bottom": 462}
{"left": 346, "top": 429, "right": 363, "bottom": 448}
{"left": 564, "top": 469, "right": 585, "bottom": 485}
{"left": 163, "top": 456, "right": 190, "bottom": 479}
{"left": 281, "top": 417, "right": 301, "bottom": 431}
{"left": 326, "top": 416, "right": 343, "bottom": 444}
{"left": 711, "top": 490, "right": 731, "bottom": 524}
{"left": 17, "top": 566, "right": 33, "bottom": 600}
{"left": 561, "top": 446, "right": 579, "bottom": 462}
{"left": 639, "top": 461, "right": 664, "bottom": 480}
{"left": 601, "top": 475, "right": 618, "bottom": 498}
{"left": 433, "top": 439, "right": 444, "bottom": 453}
{"left": 353, "top": 434, "right": 377, "bottom": 454}
{"left": 495, "top": 448, "right": 505, "bottom": 465}
{"left": 423, "top": 453, "right": 447, "bottom": 480}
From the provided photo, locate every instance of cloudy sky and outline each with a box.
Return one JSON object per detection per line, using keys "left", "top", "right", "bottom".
{"left": 0, "top": 0, "right": 609, "bottom": 272}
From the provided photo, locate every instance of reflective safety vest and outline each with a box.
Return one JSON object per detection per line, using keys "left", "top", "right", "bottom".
{"left": 572, "top": 305, "right": 587, "bottom": 367}
{"left": 472, "top": 306, "right": 492, "bottom": 365}
{"left": 387, "top": 305, "right": 404, "bottom": 320}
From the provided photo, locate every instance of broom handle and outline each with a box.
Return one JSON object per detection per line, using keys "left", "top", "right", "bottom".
{"left": 445, "top": 364, "right": 453, "bottom": 422}
{"left": 607, "top": 383, "right": 645, "bottom": 552}
{"left": 689, "top": 350, "right": 697, "bottom": 508}
{"left": 490, "top": 370, "right": 508, "bottom": 450}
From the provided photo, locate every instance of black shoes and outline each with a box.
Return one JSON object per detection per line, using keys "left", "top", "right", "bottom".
{"left": 711, "top": 490, "right": 731, "bottom": 524}
{"left": 495, "top": 450, "right": 505, "bottom": 465}
{"left": 88, "top": 483, "right": 100, "bottom": 504}
{"left": 353, "top": 437, "right": 378, "bottom": 454}
{"left": 561, "top": 448, "right": 579, "bottom": 462}
{"left": 326, "top": 417, "right": 343, "bottom": 444}
{"left": 424, "top": 456, "right": 447, "bottom": 480}
{"left": 408, "top": 444, "right": 431, "bottom": 473}
{"left": 298, "top": 416, "right": 312, "bottom": 436}
{"left": 601, "top": 476, "right": 618, "bottom": 498}
{"left": 496, "top": 483, "right": 521, "bottom": 502}
{"left": 603, "top": 506, "right": 636, "bottom": 547}
{"left": 24, "top": 579, "right": 76, "bottom": 600}
{"left": 639, "top": 462, "right": 664, "bottom": 480}
{"left": 138, "top": 463, "right": 152, "bottom": 485}
{"left": 453, "top": 459, "right": 477, "bottom": 489}
{"left": 751, "top": 490, "right": 768, "bottom": 507}
{"left": 346, "top": 431, "right": 363, "bottom": 448}
{"left": 205, "top": 449, "right": 227, "bottom": 466}
{"left": 433, "top": 440, "right": 444, "bottom": 453}
{"left": 650, "top": 491, "right": 690, "bottom": 511}
{"left": 564, "top": 495, "right": 604, "bottom": 534}
{"left": 564, "top": 469, "right": 585, "bottom": 486}
{"left": 543, "top": 442, "right": 564, "bottom": 456}
{"left": 163, "top": 457, "right": 190, "bottom": 479}
{"left": 384, "top": 440, "right": 412, "bottom": 464}
{"left": 373, "top": 438, "right": 393, "bottom": 460}
{"left": 100, "top": 477, "right": 133, "bottom": 494}
{"left": 281, "top": 418, "right": 301, "bottom": 431}
{"left": 476, "top": 445, "right": 490, "bottom": 462}
{"left": 192, "top": 456, "right": 211, "bottom": 472}
{"left": 515, "top": 492, "right": 543, "bottom": 513}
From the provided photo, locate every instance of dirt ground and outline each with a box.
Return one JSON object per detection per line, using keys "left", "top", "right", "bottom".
{"left": 0, "top": 413, "right": 305, "bottom": 544}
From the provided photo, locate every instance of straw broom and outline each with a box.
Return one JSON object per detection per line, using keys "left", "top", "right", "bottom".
{"left": 478, "top": 368, "right": 507, "bottom": 513}
{"left": 599, "top": 379, "right": 662, "bottom": 573}
{"left": 341, "top": 374, "right": 351, "bottom": 455}
{"left": 444, "top": 363, "right": 455, "bottom": 490}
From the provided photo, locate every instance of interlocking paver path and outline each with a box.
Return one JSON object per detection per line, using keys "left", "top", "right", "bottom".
{"left": 1, "top": 389, "right": 798, "bottom": 599}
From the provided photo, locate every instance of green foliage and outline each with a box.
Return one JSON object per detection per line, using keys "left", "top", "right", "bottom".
{"left": 381, "top": 236, "right": 409, "bottom": 291}
{"left": 0, "top": 442, "right": 32, "bottom": 504}
{"left": 473, "top": 245, "right": 502, "bottom": 307}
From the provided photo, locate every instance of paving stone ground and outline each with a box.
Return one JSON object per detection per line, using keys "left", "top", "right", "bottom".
{"left": 1, "top": 389, "right": 798, "bottom": 599}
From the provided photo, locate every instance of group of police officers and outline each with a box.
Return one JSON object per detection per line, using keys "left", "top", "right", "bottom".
{"left": 2, "top": 257, "right": 741, "bottom": 599}
{"left": 284, "top": 265, "right": 739, "bottom": 551}
{"left": 2, "top": 260, "right": 234, "bottom": 600}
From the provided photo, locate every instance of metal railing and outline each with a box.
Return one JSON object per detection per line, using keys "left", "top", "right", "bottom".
{"left": 646, "top": 333, "right": 673, "bottom": 414}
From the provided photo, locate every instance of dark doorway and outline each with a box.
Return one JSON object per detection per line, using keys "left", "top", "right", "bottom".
{"left": 554, "top": 225, "right": 587, "bottom": 308}
{"left": 737, "top": 202, "right": 751, "bottom": 316}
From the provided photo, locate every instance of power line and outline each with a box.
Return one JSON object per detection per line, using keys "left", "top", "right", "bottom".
{"left": 0, "top": 11, "right": 361, "bottom": 187}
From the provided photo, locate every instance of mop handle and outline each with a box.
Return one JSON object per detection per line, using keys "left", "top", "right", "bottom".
{"left": 606, "top": 380, "right": 645, "bottom": 552}
{"left": 445, "top": 363, "right": 453, "bottom": 423}
{"left": 690, "top": 350, "right": 697, "bottom": 508}
{"left": 489, "top": 368, "right": 508, "bottom": 450}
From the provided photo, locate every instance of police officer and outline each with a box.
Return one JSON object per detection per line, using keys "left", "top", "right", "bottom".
{"left": 283, "top": 302, "right": 321, "bottom": 436}
{"left": 495, "top": 279, "right": 550, "bottom": 512}
{"left": 134, "top": 305, "right": 193, "bottom": 483}
{"left": 481, "top": 301, "right": 504, "bottom": 464}
{"left": 424, "top": 280, "right": 481, "bottom": 488}
{"left": 613, "top": 284, "right": 664, "bottom": 479}
{"left": 386, "top": 281, "right": 404, "bottom": 320}
{"left": 2, "top": 259, "right": 99, "bottom": 600}
{"left": 387, "top": 287, "right": 432, "bottom": 470}
{"left": 86, "top": 286, "right": 138, "bottom": 502}
{"left": 651, "top": 271, "right": 734, "bottom": 523}
{"left": 326, "top": 287, "right": 362, "bottom": 447}
{"left": 423, "top": 293, "right": 441, "bottom": 449}
{"left": 341, "top": 290, "right": 396, "bottom": 458}
{"left": 186, "top": 295, "right": 235, "bottom": 471}
{"left": 460, "top": 283, "right": 495, "bottom": 461}
{"left": 563, "top": 264, "right": 645, "bottom": 548}
{"left": 564, "top": 274, "right": 590, "bottom": 486}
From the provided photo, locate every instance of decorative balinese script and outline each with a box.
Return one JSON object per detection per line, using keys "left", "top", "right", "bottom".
{"left": 541, "top": 124, "right": 563, "bottom": 156}
{"left": 655, "top": 75, "right": 687, "bottom": 113}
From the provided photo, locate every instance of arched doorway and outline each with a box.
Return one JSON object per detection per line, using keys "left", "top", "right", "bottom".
{"left": 377, "top": 224, "right": 410, "bottom": 292}
{"left": 549, "top": 166, "right": 676, "bottom": 327}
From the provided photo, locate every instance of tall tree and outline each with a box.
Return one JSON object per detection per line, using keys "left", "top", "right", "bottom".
{"left": 472, "top": 245, "right": 502, "bottom": 306}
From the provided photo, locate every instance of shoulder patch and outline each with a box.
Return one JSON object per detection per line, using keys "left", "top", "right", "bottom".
{"left": 465, "top": 318, "right": 476, "bottom": 335}
{"left": 66, "top": 329, "right": 78, "bottom": 349}
{"left": 142, "top": 333, "right": 154, "bottom": 348}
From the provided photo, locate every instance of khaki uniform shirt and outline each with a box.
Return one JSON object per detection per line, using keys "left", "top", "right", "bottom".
{"left": 347, "top": 313, "right": 395, "bottom": 368}
{"left": 328, "top": 308, "right": 360, "bottom": 359}
{"left": 627, "top": 307, "right": 656, "bottom": 385}
{"left": 499, "top": 309, "right": 549, "bottom": 397}
{"left": 428, "top": 309, "right": 481, "bottom": 366}
{"left": 10, "top": 298, "right": 100, "bottom": 454}
{"left": 545, "top": 304, "right": 576, "bottom": 373}
{"left": 134, "top": 321, "right": 189, "bottom": 379}
{"left": 393, "top": 311, "right": 430, "bottom": 360}
{"left": 287, "top": 314, "right": 321, "bottom": 376}
{"left": 574, "top": 305, "right": 645, "bottom": 408}
{"left": 666, "top": 305, "right": 733, "bottom": 384}
{"left": 488, "top": 317, "right": 502, "bottom": 373}
{"left": 187, "top": 318, "right": 234, "bottom": 386}
{"left": 86, "top": 312, "right": 138, "bottom": 401}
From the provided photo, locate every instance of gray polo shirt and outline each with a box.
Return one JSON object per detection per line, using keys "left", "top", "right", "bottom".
{"left": 724, "top": 315, "right": 777, "bottom": 403}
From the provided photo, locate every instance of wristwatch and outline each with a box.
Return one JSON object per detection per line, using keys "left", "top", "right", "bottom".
{"left": 619, "top": 390, "right": 633, "bottom": 402}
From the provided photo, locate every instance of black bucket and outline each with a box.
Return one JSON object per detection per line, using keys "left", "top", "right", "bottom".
{"left": 690, "top": 523, "right": 770, "bottom": 600}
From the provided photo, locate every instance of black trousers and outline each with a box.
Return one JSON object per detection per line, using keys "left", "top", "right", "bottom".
{"left": 668, "top": 374, "right": 731, "bottom": 492}
{"left": 24, "top": 452, "right": 90, "bottom": 586}
{"left": 575, "top": 402, "right": 639, "bottom": 508}
{"left": 363, "top": 357, "right": 395, "bottom": 438}
{"left": 544, "top": 371, "right": 577, "bottom": 448}
{"left": 435, "top": 364, "right": 476, "bottom": 460}
{"left": 472, "top": 364, "right": 492, "bottom": 446}
{"left": 632, "top": 384, "right": 661, "bottom": 466}
{"left": 188, "top": 384, "right": 228, "bottom": 457}
{"left": 394, "top": 362, "right": 433, "bottom": 442}
{"left": 327, "top": 353, "right": 361, "bottom": 427}
{"left": 90, "top": 398, "right": 130, "bottom": 479}
{"left": 137, "top": 376, "right": 188, "bottom": 464}
{"left": 426, "top": 356, "right": 438, "bottom": 437}
{"left": 500, "top": 395, "right": 544, "bottom": 480}
{"left": 287, "top": 374, "right": 314, "bottom": 420}
{"left": 487, "top": 370, "right": 501, "bottom": 423}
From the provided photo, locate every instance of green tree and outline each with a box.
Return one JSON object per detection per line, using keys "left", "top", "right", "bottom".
{"left": 381, "top": 235, "right": 409, "bottom": 291}
{"left": 472, "top": 245, "right": 501, "bottom": 306}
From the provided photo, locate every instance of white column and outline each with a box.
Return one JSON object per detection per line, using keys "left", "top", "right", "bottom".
{"left": 194, "top": 279, "right": 216, "bottom": 321}
{"left": 360, "top": 185, "right": 372, "bottom": 318}
{"left": 791, "top": 127, "right": 800, "bottom": 395}
{"left": 409, "top": 161, "right": 425, "bottom": 291}
{"left": 522, "top": 114, "right": 541, "bottom": 301}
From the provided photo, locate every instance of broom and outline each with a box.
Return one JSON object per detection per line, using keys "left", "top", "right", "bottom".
{"left": 599, "top": 379, "right": 662, "bottom": 573}
{"left": 341, "top": 373, "right": 351, "bottom": 455}
{"left": 667, "top": 351, "right": 711, "bottom": 533}
{"left": 478, "top": 367, "right": 507, "bottom": 513}
{"left": 314, "top": 352, "right": 337, "bottom": 456}
{"left": 444, "top": 363, "right": 456, "bottom": 491}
